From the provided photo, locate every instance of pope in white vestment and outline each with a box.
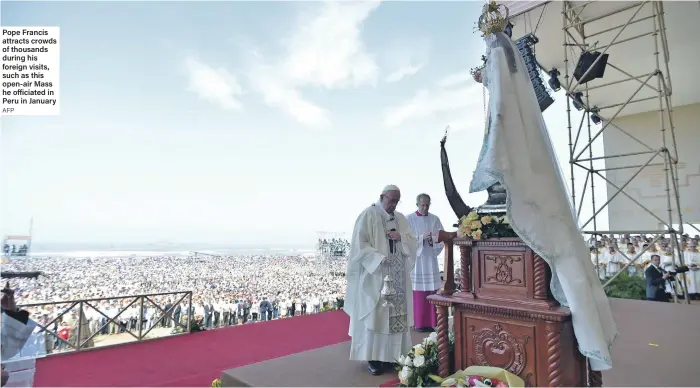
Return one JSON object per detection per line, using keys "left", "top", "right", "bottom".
{"left": 345, "top": 185, "right": 418, "bottom": 376}
{"left": 406, "top": 193, "right": 444, "bottom": 332}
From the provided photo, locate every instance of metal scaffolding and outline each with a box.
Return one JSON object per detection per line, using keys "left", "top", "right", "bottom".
{"left": 315, "top": 231, "right": 348, "bottom": 275}
{"left": 561, "top": 1, "right": 690, "bottom": 303}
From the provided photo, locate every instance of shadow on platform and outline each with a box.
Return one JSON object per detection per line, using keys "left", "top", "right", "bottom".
{"left": 221, "top": 298, "right": 700, "bottom": 387}
{"left": 221, "top": 331, "right": 424, "bottom": 387}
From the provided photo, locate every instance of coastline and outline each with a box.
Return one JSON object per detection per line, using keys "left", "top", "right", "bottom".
{"left": 8, "top": 247, "right": 318, "bottom": 259}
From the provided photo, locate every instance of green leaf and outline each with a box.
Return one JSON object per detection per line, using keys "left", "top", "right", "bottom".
{"left": 601, "top": 271, "right": 646, "bottom": 300}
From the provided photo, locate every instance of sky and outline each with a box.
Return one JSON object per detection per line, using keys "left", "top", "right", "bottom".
{"left": 0, "top": 0, "right": 607, "bottom": 248}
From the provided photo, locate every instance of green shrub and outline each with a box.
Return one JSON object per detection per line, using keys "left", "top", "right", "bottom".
{"left": 602, "top": 272, "right": 646, "bottom": 300}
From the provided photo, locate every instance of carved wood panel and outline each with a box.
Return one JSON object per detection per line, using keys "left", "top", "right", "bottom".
{"left": 461, "top": 315, "right": 536, "bottom": 385}
{"left": 477, "top": 250, "right": 528, "bottom": 300}
{"left": 484, "top": 255, "right": 524, "bottom": 286}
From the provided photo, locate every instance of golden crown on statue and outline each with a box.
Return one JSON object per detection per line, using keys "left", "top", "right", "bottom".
{"left": 478, "top": 1, "right": 510, "bottom": 36}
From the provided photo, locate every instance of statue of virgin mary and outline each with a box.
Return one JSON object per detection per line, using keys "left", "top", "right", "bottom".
{"left": 469, "top": 1, "right": 618, "bottom": 372}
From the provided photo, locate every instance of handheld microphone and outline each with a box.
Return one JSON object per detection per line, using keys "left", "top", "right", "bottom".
{"left": 389, "top": 228, "right": 396, "bottom": 253}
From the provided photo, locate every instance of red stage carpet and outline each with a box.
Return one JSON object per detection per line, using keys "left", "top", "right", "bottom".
{"left": 34, "top": 311, "right": 350, "bottom": 387}
{"left": 380, "top": 378, "right": 400, "bottom": 387}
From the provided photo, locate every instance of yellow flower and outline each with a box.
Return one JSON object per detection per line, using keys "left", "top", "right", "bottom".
{"left": 472, "top": 230, "right": 483, "bottom": 240}
{"left": 481, "top": 216, "right": 492, "bottom": 224}
{"left": 469, "top": 221, "right": 482, "bottom": 230}
{"left": 457, "top": 220, "right": 472, "bottom": 237}
{"left": 466, "top": 211, "right": 479, "bottom": 221}
{"left": 414, "top": 347, "right": 425, "bottom": 355}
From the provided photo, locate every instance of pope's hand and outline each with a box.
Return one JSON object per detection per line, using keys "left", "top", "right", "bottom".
{"left": 423, "top": 232, "right": 432, "bottom": 241}
{"left": 387, "top": 231, "right": 401, "bottom": 241}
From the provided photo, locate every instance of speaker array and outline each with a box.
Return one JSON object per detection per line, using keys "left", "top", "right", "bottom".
{"left": 515, "top": 33, "right": 554, "bottom": 112}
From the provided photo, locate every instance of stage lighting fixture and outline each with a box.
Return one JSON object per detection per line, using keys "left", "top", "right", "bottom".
{"left": 572, "top": 92, "right": 584, "bottom": 111}
{"left": 515, "top": 33, "right": 554, "bottom": 112}
{"left": 590, "top": 108, "right": 602, "bottom": 125}
{"left": 547, "top": 69, "right": 561, "bottom": 92}
{"left": 574, "top": 51, "right": 609, "bottom": 84}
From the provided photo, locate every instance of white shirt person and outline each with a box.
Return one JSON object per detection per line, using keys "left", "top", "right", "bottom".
{"left": 406, "top": 193, "right": 444, "bottom": 332}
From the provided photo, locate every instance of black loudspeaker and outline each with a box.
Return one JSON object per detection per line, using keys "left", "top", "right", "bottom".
{"left": 574, "top": 51, "right": 609, "bottom": 84}
{"left": 515, "top": 33, "right": 554, "bottom": 112}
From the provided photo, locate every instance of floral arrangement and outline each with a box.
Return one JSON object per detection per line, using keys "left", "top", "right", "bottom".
{"left": 432, "top": 366, "right": 524, "bottom": 387}
{"left": 396, "top": 332, "right": 455, "bottom": 387}
{"left": 436, "top": 375, "right": 507, "bottom": 387}
{"left": 458, "top": 211, "right": 516, "bottom": 240}
{"left": 211, "top": 378, "right": 221, "bottom": 387}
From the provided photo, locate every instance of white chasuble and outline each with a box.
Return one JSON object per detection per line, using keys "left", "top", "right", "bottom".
{"left": 590, "top": 250, "right": 605, "bottom": 280}
{"left": 406, "top": 212, "right": 445, "bottom": 291}
{"left": 684, "top": 250, "right": 700, "bottom": 294}
{"left": 625, "top": 250, "right": 640, "bottom": 276}
{"left": 345, "top": 202, "right": 418, "bottom": 362}
{"left": 606, "top": 250, "right": 622, "bottom": 276}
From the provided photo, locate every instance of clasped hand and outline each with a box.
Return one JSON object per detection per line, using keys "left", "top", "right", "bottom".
{"left": 387, "top": 231, "right": 401, "bottom": 241}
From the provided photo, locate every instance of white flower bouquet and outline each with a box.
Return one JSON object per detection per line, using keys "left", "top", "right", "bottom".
{"left": 395, "top": 332, "right": 455, "bottom": 387}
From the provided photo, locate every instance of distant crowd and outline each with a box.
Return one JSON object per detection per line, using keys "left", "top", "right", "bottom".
{"left": 3, "top": 254, "right": 347, "bottom": 352}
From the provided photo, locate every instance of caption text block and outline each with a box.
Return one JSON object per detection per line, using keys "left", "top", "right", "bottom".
{"left": 1, "top": 27, "right": 60, "bottom": 116}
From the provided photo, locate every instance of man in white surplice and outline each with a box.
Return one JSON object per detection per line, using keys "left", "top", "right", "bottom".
{"left": 345, "top": 185, "right": 418, "bottom": 376}
{"left": 406, "top": 193, "right": 444, "bottom": 332}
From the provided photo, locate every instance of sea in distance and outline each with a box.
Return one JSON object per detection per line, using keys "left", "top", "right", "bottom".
{"left": 23, "top": 242, "right": 317, "bottom": 258}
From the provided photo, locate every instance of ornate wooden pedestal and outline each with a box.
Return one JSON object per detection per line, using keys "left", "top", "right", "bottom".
{"left": 429, "top": 235, "right": 599, "bottom": 387}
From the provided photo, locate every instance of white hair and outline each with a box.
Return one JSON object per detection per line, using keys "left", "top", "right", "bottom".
{"left": 381, "top": 185, "right": 400, "bottom": 194}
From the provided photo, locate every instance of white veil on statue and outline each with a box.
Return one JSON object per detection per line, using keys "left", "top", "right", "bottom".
{"left": 469, "top": 32, "right": 618, "bottom": 371}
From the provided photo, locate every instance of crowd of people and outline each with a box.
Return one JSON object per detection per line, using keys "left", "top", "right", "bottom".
{"left": 3, "top": 254, "right": 348, "bottom": 353}
{"left": 589, "top": 233, "right": 700, "bottom": 299}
